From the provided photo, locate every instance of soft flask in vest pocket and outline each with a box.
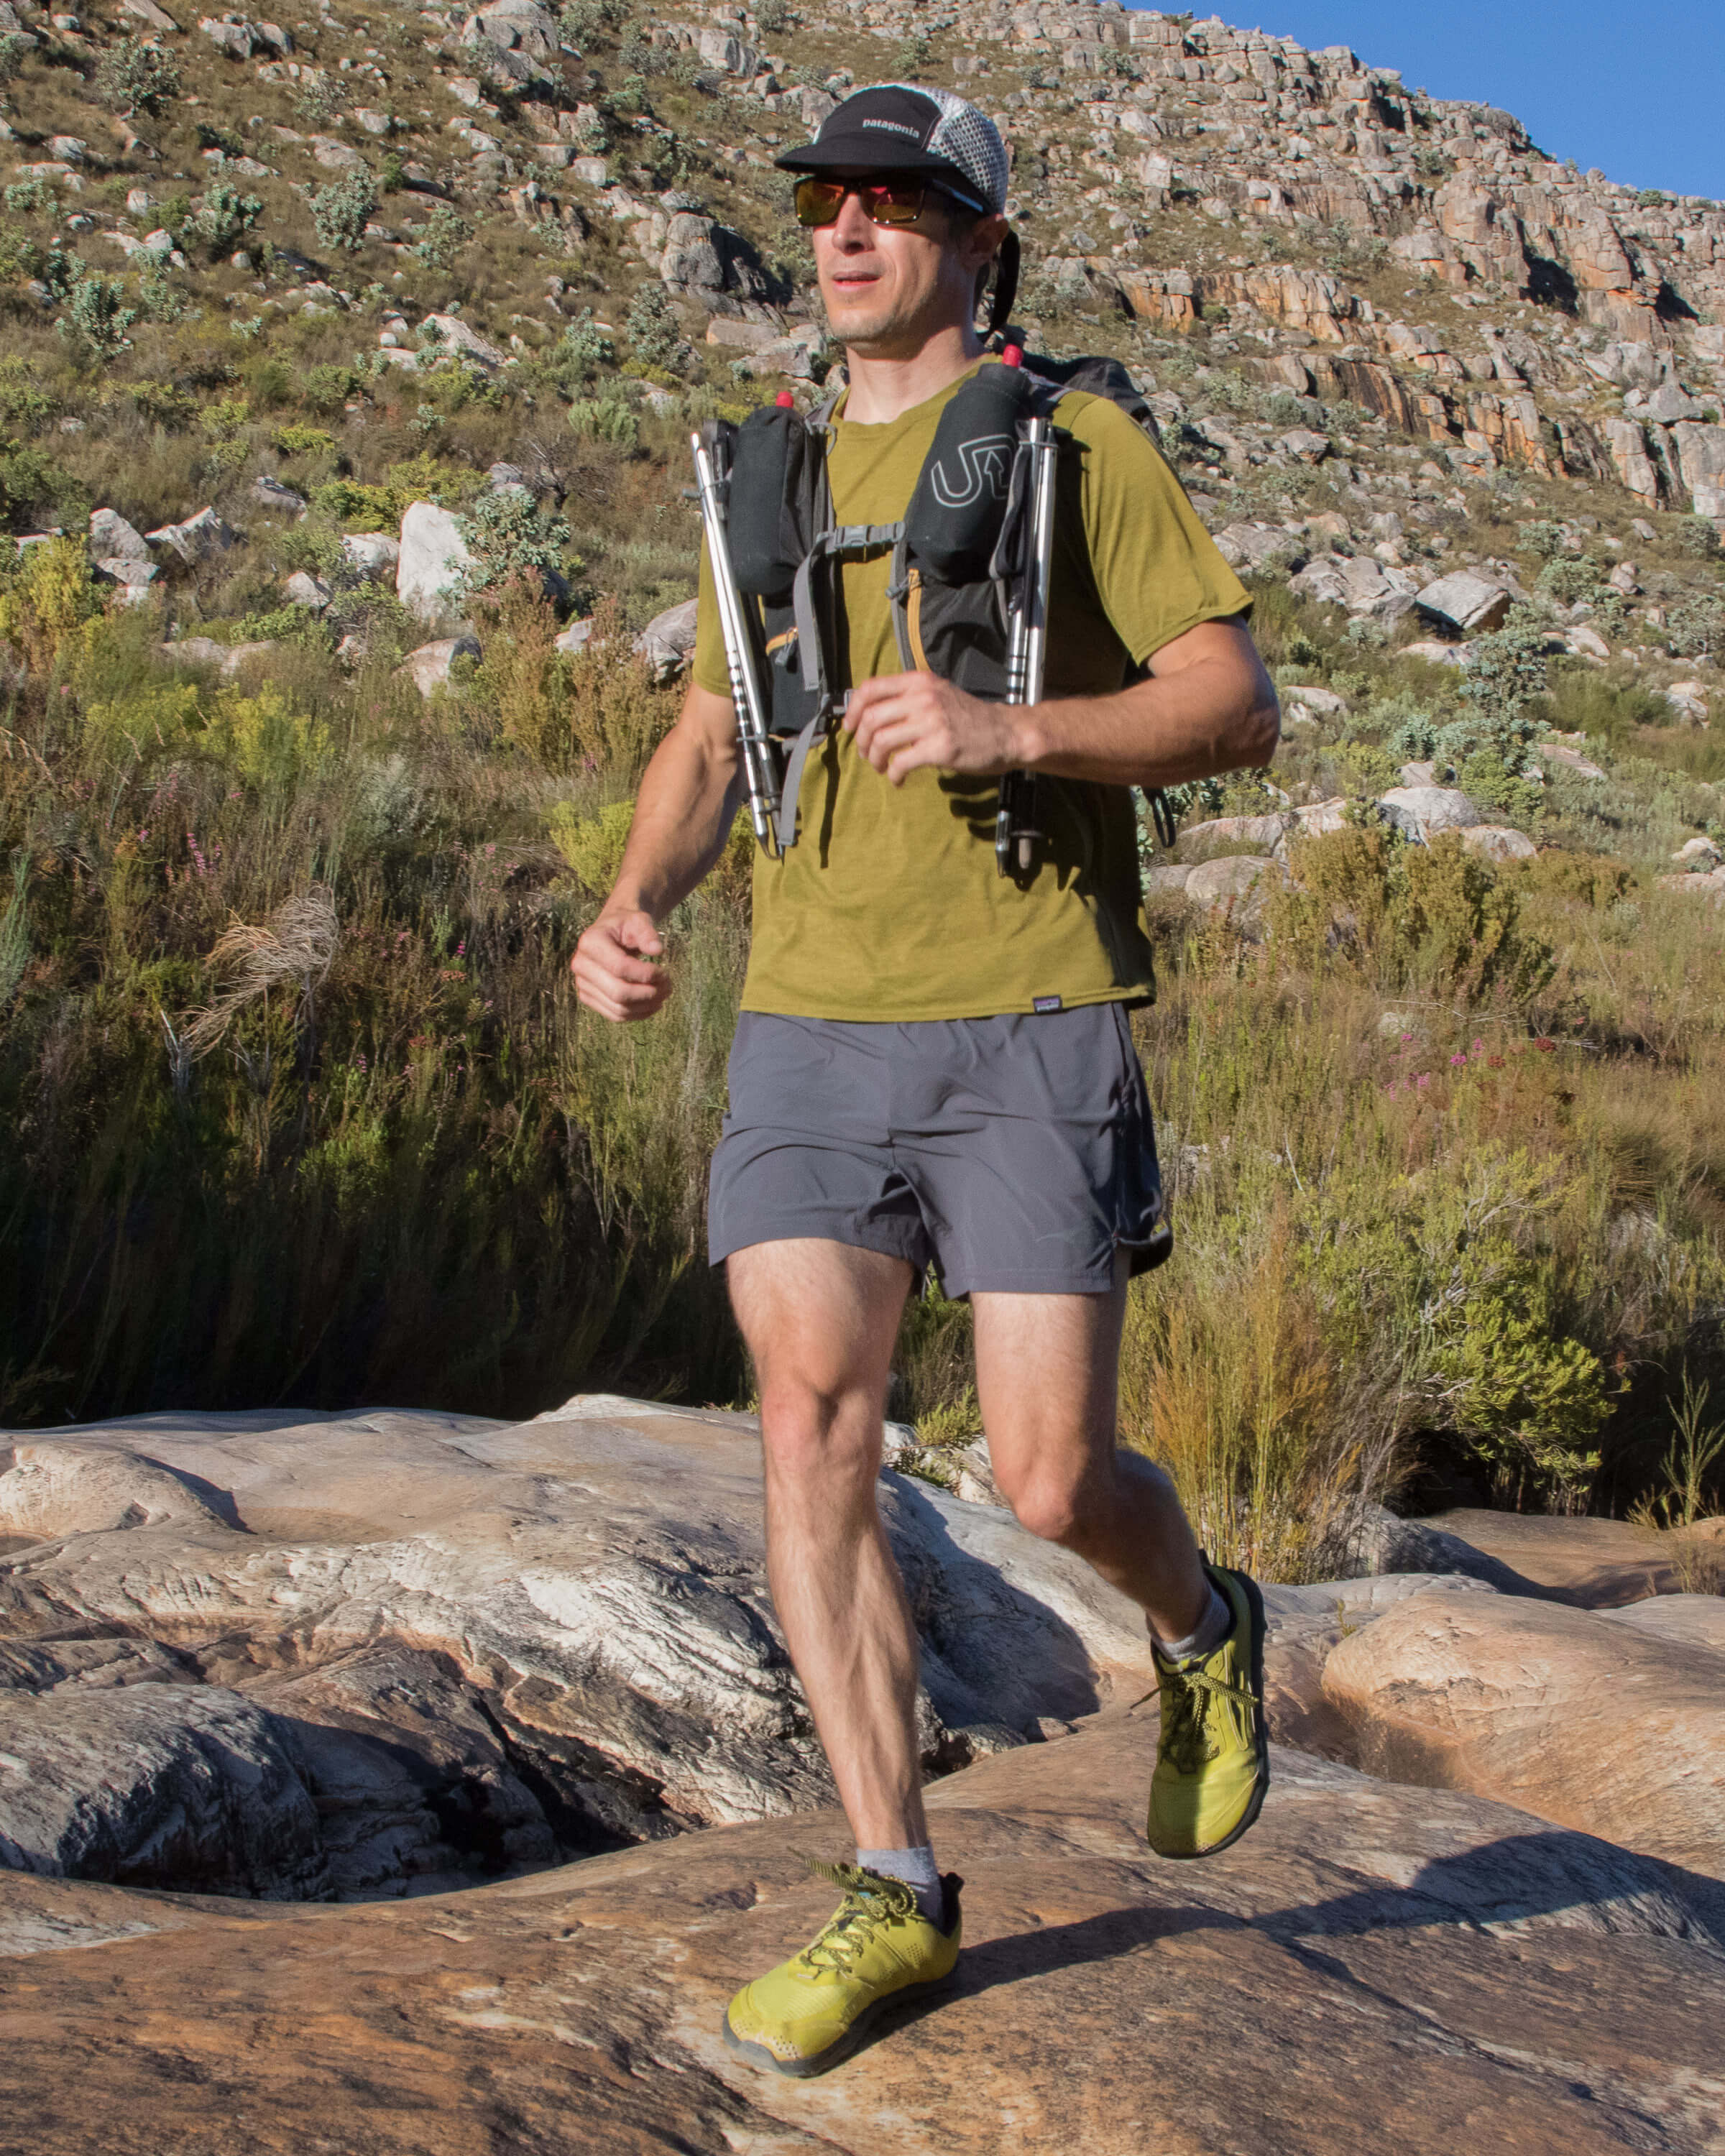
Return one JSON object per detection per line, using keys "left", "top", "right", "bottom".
{"left": 727, "top": 402, "right": 825, "bottom": 741}
{"left": 898, "top": 362, "right": 1038, "bottom": 694}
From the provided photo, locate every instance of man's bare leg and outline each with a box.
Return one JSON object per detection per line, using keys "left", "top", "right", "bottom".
{"left": 726, "top": 1236, "right": 927, "bottom": 1851}
{"left": 972, "top": 1256, "right": 1211, "bottom": 1644}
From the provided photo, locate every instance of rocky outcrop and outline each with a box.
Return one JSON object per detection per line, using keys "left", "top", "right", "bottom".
{"left": 3, "top": 1712, "right": 1723, "bottom": 2155}
{"left": 145, "top": 507, "right": 236, "bottom": 564}
{"left": 1376, "top": 785, "right": 1483, "bottom": 842}
{"left": 397, "top": 632, "right": 480, "bottom": 694}
{"left": 1321, "top": 1588, "right": 1725, "bottom": 1879}
{"left": 0, "top": 1682, "right": 328, "bottom": 1895}
{"left": 0, "top": 1400, "right": 1162, "bottom": 1895}
{"left": 1419, "top": 1506, "right": 1690, "bottom": 1604}
{"left": 634, "top": 595, "right": 699, "bottom": 678}
{"left": 3, "top": 1396, "right": 1721, "bottom": 2146}
{"left": 395, "top": 501, "right": 472, "bottom": 625}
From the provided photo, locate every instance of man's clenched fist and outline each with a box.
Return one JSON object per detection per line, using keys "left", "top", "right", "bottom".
{"left": 843, "top": 670, "right": 1026, "bottom": 786}
{"left": 571, "top": 908, "right": 670, "bottom": 1021}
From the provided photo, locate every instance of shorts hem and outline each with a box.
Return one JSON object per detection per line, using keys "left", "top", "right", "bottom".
{"left": 941, "top": 1263, "right": 1122, "bottom": 1297}
{"left": 947, "top": 1223, "right": 1171, "bottom": 1298}
{"left": 709, "top": 1222, "right": 926, "bottom": 1273}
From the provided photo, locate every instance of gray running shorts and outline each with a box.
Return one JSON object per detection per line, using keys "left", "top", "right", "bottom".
{"left": 707, "top": 1002, "right": 1170, "bottom": 1296}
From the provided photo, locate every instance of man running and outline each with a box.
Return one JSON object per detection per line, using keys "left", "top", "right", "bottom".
{"left": 573, "top": 83, "right": 1280, "bottom": 2078}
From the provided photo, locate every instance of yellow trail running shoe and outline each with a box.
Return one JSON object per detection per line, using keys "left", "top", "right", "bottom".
{"left": 723, "top": 1859, "right": 962, "bottom": 2079}
{"left": 1146, "top": 1560, "right": 1270, "bottom": 1859}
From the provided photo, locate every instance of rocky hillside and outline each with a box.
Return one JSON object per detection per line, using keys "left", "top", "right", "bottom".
{"left": 2, "top": 0, "right": 1724, "bottom": 607}
{"left": 2, "top": 0, "right": 1725, "bottom": 1450}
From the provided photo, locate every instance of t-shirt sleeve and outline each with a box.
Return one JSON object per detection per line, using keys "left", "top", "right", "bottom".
{"left": 1067, "top": 394, "right": 1251, "bottom": 665}
{"left": 693, "top": 537, "right": 732, "bottom": 699}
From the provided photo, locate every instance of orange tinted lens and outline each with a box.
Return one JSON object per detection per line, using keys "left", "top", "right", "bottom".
{"left": 794, "top": 178, "right": 845, "bottom": 227}
{"left": 861, "top": 181, "right": 926, "bottom": 224}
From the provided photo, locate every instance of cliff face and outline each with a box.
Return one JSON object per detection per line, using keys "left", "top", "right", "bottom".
{"left": 834, "top": 1, "right": 1725, "bottom": 515}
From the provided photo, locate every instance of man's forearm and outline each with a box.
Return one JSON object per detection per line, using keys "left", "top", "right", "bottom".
{"left": 608, "top": 689, "right": 746, "bottom": 920}
{"left": 1012, "top": 649, "right": 1280, "bottom": 791}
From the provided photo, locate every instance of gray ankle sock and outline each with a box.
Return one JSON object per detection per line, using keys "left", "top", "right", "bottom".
{"left": 1153, "top": 1583, "right": 1231, "bottom": 1666}
{"left": 857, "top": 1844, "right": 946, "bottom": 1927}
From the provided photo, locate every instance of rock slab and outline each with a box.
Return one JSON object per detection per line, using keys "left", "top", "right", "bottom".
{"left": 1, "top": 1718, "right": 1722, "bottom": 2155}
{"left": 1321, "top": 1586, "right": 1725, "bottom": 1879}
{"left": 395, "top": 501, "right": 472, "bottom": 625}
{"left": 0, "top": 1400, "right": 1159, "bottom": 1897}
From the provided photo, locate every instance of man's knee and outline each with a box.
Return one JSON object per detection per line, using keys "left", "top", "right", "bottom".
{"left": 759, "top": 1380, "right": 880, "bottom": 1488}
{"left": 1002, "top": 1465, "right": 1103, "bottom": 1550}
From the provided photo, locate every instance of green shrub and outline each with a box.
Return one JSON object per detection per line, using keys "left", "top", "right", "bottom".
{"left": 129, "top": 379, "right": 198, "bottom": 429}
{"left": 0, "top": 356, "right": 54, "bottom": 435}
{"left": 1455, "top": 747, "right": 1544, "bottom": 826}
{"left": 310, "top": 479, "right": 395, "bottom": 528}
{"left": 411, "top": 203, "right": 471, "bottom": 272}
{"left": 1459, "top": 604, "right": 1549, "bottom": 732}
{"left": 189, "top": 179, "right": 264, "bottom": 257}
{"left": 549, "top": 797, "right": 635, "bottom": 890}
{"left": 1666, "top": 590, "right": 1725, "bottom": 661}
{"left": 300, "top": 364, "right": 363, "bottom": 415}
{"left": 553, "top": 310, "right": 617, "bottom": 390}
{"left": 274, "top": 424, "right": 339, "bottom": 458}
{"left": 456, "top": 487, "right": 574, "bottom": 600}
{"left": 93, "top": 34, "right": 180, "bottom": 117}
{"left": 568, "top": 394, "right": 640, "bottom": 449}
{"left": 136, "top": 262, "right": 185, "bottom": 323}
{"left": 1516, "top": 520, "right": 1568, "bottom": 561}
{"left": 312, "top": 169, "right": 378, "bottom": 254}
{"left": 0, "top": 535, "right": 93, "bottom": 672}
{"left": 1537, "top": 554, "right": 1603, "bottom": 606}
{"left": 58, "top": 270, "right": 137, "bottom": 363}
{"left": 625, "top": 282, "right": 690, "bottom": 374}
{"left": 1269, "top": 826, "right": 1551, "bottom": 1004}
{"left": 0, "top": 438, "right": 82, "bottom": 534}
{"left": 562, "top": 0, "right": 630, "bottom": 43}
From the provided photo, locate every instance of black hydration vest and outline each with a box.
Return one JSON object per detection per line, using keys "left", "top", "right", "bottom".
{"left": 709, "top": 353, "right": 1177, "bottom": 855}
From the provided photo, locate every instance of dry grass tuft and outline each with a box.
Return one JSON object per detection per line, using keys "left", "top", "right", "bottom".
{"left": 181, "top": 885, "right": 339, "bottom": 1061}
{"left": 1120, "top": 1217, "right": 1366, "bottom": 1583}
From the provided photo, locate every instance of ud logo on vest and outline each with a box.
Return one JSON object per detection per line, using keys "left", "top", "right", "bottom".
{"left": 694, "top": 351, "right": 1181, "bottom": 872}
{"left": 929, "top": 432, "right": 1014, "bottom": 512}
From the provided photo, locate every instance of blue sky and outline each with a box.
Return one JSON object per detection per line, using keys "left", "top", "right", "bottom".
{"left": 1178, "top": 1, "right": 1724, "bottom": 203}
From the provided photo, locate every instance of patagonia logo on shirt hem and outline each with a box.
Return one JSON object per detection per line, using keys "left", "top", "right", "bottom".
{"left": 1032, "top": 995, "right": 1064, "bottom": 1013}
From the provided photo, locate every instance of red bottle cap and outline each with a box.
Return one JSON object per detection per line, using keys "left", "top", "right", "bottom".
{"left": 1001, "top": 344, "right": 1024, "bottom": 367}
{"left": 776, "top": 390, "right": 796, "bottom": 406}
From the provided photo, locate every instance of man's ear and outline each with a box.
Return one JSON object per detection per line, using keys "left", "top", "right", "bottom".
{"left": 965, "top": 212, "right": 1011, "bottom": 280}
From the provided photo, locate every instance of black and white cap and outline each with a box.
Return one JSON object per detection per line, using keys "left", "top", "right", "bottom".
{"left": 774, "top": 83, "right": 1010, "bottom": 216}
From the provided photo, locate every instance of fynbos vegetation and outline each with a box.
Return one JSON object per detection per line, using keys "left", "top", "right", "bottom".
{"left": 0, "top": 0, "right": 1721, "bottom": 1565}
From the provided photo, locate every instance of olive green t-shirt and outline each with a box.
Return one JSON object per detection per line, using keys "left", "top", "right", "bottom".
{"left": 694, "top": 359, "right": 1249, "bottom": 1021}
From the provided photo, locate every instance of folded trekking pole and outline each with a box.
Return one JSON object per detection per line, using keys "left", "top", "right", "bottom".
{"left": 997, "top": 352, "right": 1057, "bottom": 879}
{"left": 691, "top": 422, "right": 781, "bottom": 854}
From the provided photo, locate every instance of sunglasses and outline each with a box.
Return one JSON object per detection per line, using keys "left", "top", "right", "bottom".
{"left": 793, "top": 174, "right": 983, "bottom": 229}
